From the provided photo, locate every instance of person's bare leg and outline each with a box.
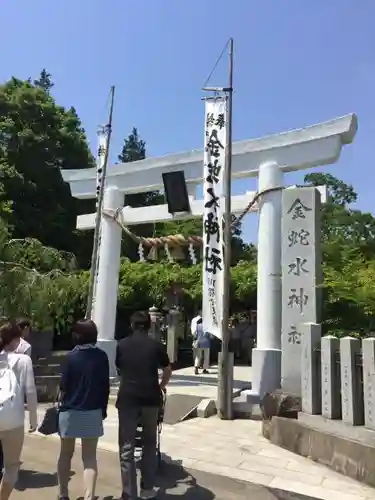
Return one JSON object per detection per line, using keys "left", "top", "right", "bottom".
{"left": 0, "top": 427, "right": 24, "bottom": 500}
{"left": 203, "top": 348, "right": 210, "bottom": 372}
{"left": 0, "top": 478, "right": 12, "bottom": 500}
{"left": 194, "top": 349, "right": 202, "bottom": 374}
{"left": 57, "top": 437, "right": 75, "bottom": 499}
{"left": 81, "top": 438, "right": 98, "bottom": 500}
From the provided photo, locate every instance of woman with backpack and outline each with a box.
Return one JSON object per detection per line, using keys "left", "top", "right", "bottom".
{"left": 57, "top": 319, "right": 110, "bottom": 500}
{"left": 0, "top": 321, "right": 38, "bottom": 500}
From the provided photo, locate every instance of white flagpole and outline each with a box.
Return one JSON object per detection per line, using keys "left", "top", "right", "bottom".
{"left": 86, "top": 86, "right": 115, "bottom": 319}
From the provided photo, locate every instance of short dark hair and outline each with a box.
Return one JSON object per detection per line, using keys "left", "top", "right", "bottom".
{"left": 0, "top": 321, "right": 22, "bottom": 351}
{"left": 72, "top": 319, "right": 98, "bottom": 345}
{"left": 16, "top": 318, "right": 31, "bottom": 330}
{"left": 197, "top": 318, "right": 203, "bottom": 324}
{"left": 131, "top": 311, "right": 151, "bottom": 332}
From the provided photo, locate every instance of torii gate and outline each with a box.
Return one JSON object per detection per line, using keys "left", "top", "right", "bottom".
{"left": 61, "top": 114, "right": 357, "bottom": 399}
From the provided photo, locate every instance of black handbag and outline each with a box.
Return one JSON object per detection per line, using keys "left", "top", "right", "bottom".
{"left": 38, "top": 390, "right": 61, "bottom": 436}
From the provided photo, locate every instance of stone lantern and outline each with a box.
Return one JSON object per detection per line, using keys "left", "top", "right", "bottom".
{"left": 167, "top": 307, "right": 180, "bottom": 364}
{"left": 149, "top": 305, "right": 162, "bottom": 341}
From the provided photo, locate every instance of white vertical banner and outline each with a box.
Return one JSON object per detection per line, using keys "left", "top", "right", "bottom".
{"left": 91, "top": 128, "right": 107, "bottom": 318}
{"left": 202, "top": 97, "right": 227, "bottom": 340}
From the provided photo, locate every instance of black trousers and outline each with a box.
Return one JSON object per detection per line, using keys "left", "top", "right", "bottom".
{"left": 118, "top": 406, "right": 159, "bottom": 500}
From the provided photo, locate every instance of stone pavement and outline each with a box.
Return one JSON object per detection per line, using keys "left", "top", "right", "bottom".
{"left": 13, "top": 434, "right": 324, "bottom": 499}
{"left": 35, "top": 405, "right": 375, "bottom": 500}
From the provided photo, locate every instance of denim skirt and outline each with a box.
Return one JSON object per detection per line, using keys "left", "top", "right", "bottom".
{"left": 58, "top": 409, "right": 104, "bottom": 439}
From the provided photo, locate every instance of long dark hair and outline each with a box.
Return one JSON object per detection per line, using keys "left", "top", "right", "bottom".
{"left": 0, "top": 321, "right": 22, "bottom": 352}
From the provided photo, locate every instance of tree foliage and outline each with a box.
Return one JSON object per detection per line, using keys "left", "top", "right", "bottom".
{"left": 117, "top": 259, "right": 257, "bottom": 313}
{"left": 0, "top": 71, "right": 95, "bottom": 265}
{"left": 304, "top": 172, "right": 375, "bottom": 336}
{"left": 33, "top": 69, "right": 54, "bottom": 93}
{"left": 0, "top": 218, "right": 87, "bottom": 330}
{"left": 304, "top": 172, "right": 375, "bottom": 263}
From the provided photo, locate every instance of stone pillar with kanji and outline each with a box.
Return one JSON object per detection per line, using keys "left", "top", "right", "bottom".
{"left": 281, "top": 187, "right": 322, "bottom": 395}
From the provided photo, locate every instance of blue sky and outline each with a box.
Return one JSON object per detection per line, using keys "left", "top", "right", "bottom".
{"left": 2, "top": 1, "right": 374, "bottom": 243}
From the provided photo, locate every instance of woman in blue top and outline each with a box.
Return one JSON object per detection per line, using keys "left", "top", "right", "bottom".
{"left": 57, "top": 319, "right": 110, "bottom": 500}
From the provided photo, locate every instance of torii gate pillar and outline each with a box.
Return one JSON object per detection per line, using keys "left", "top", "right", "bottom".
{"left": 93, "top": 187, "right": 123, "bottom": 375}
{"left": 252, "top": 161, "right": 284, "bottom": 399}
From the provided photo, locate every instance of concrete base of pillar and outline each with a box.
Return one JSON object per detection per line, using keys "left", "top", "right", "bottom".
{"left": 234, "top": 347, "right": 281, "bottom": 418}
{"left": 251, "top": 347, "right": 281, "bottom": 398}
{"left": 233, "top": 393, "right": 263, "bottom": 419}
{"left": 97, "top": 339, "right": 117, "bottom": 378}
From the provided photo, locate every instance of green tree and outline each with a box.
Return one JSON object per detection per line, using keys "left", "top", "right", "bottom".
{"left": 116, "top": 259, "right": 257, "bottom": 312}
{"left": 118, "top": 127, "right": 161, "bottom": 207}
{"left": 0, "top": 216, "right": 86, "bottom": 330}
{"left": 323, "top": 253, "right": 375, "bottom": 336}
{"left": 303, "top": 173, "right": 375, "bottom": 335}
{"left": 0, "top": 74, "right": 95, "bottom": 265}
{"left": 304, "top": 172, "right": 375, "bottom": 262}
{"left": 33, "top": 69, "right": 54, "bottom": 93}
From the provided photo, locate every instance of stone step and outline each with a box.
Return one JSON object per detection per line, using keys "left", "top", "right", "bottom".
{"left": 35, "top": 351, "right": 68, "bottom": 366}
{"left": 35, "top": 375, "right": 60, "bottom": 403}
{"left": 33, "top": 363, "right": 61, "bottom": 377}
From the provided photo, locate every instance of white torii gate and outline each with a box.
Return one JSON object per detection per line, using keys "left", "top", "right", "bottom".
{"left": 61, "top": 114, "right": 357, "bottom": 398}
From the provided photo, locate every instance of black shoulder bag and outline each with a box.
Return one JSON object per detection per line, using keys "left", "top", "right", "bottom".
{"left": 38, "top": 388, "right": 61, "bottom": 435}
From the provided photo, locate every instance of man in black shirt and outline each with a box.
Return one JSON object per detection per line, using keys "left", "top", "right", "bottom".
{"left": 116, "top": 311, "right": 172, "bottom": 500}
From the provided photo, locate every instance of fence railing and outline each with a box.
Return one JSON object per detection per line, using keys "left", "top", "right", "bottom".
{"left": 301, "top": 324, "right": 375, "bottom": 429}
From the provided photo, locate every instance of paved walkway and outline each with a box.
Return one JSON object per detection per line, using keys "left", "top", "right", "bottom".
{"left": 14, "top": 435, "right": 322, "bottom": 499}
{"left": 35, "top": 405, "right": 375, "bottom": 500}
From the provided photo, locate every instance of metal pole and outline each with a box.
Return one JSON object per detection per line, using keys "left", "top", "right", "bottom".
{"left": 217, "top": 38, "right": 234, "bottom": 420}
{"left": 86, "top": 86, "right": 115, "bottom": 319}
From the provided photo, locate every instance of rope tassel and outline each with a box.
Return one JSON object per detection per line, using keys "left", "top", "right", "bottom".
{"left": 164, "top": 243, "right": 173, "bottom": 263}
{"left": 188, "top": 243, "right": 197, "bottom": 265}
{"left": 138, "top": 242, "right": 145, "bottom": 262}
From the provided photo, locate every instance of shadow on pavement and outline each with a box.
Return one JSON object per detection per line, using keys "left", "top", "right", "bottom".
{"left": 264, "top": 489, "right": 318, "bottom": 500}
{"left": 16, "top": 468, "right": 74, "bottom": 491}
{"left": 16, "top": 469, "right": 58, "bottom": 490}
{"left": 156, "top": 457, "right": 215, "bottom": 499}
{"left": 169, "top": 373, "right": 249, "bottom": 389}
{"left": 75, "top": 497, "right": 116, "bottom": 500}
